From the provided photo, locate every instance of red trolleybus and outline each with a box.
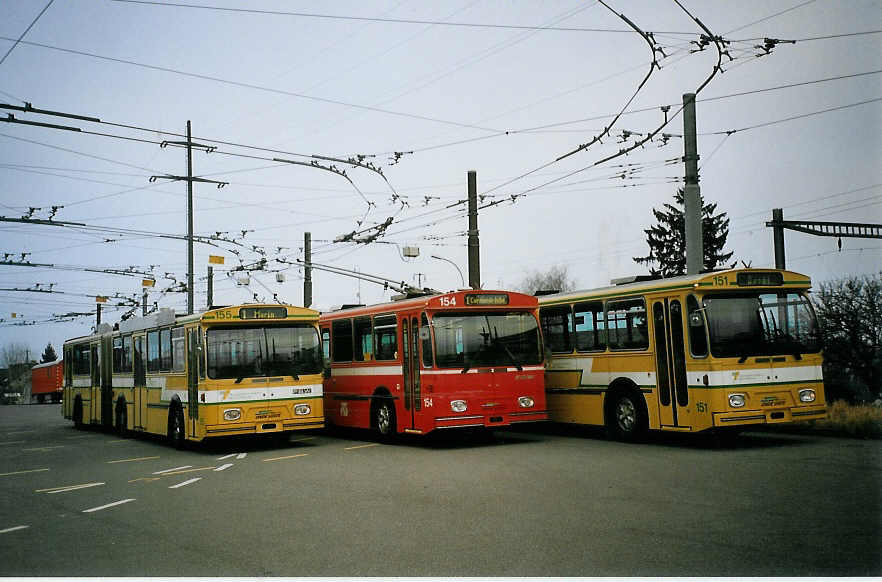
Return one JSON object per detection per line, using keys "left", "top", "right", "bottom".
{"left": 319, "top": 289, "right": 547, "bottom": 437}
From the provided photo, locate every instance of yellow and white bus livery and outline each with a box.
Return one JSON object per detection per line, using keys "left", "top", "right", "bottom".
{"left": 62, "top": 304, "right": 324, "bottom": 446}
{"left": 538, "top": 268, "right": 826, "bottom": 441}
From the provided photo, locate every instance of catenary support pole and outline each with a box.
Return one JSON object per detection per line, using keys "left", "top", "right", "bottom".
{"left": 683, "top": 93, "right": 703, "bottom": 275}
{"left": 467, "top": 170, "right": 480, "bottom": 289}
{"left": 304, "top": 232, "right": 312, "bottom": 308}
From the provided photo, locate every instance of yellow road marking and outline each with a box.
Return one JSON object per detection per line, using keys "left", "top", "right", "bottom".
{"left": 263, "top": 453, "right": 309, "bottom": 462}
{"left": 157, "top": 466, "right": 215, "bottom": 476}
{"left": 23, "top": 446, "right": 64, "bottom": 452}
{"left": 65, "top": 435, "right": 94, "bottom": 440}
{"left": 128, "top": 477, "right": 161, "bottom": 483}
{"left": 107, "top": 456, "right": 160, "bottom": 464}
{"left": 107, "top": 440, "right": 131, "bottom": 444}
{"left": 344, "top": 443, "right": 381, "bottom": 451}
{"left": 0, "top": 468, "right": 49, "bottom": 477}
{"left": 36, "top": 482, "right": 104, "bottom": 494}
{"left": 290, "top": 436, "right": 316, "bottom": 443}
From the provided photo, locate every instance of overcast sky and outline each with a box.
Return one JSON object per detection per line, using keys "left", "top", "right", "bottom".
{"left": 1, "top": 0, "right": 880, "bottom": 360}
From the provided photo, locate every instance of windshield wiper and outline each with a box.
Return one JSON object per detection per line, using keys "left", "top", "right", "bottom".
{"left": 491, "top": 321, "right": 523, "bottom": 371}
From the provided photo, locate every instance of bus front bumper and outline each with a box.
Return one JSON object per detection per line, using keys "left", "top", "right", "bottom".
{"left": 433, "top": 410, "right": 549, "bottom": 430}
{"left": 713, "top": 405, "right": 827, "bottom": 427}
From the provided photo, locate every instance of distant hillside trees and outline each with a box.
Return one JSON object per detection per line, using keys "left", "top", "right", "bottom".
{"left": 815, "top": 273, "right": 882, "bottom": 402}
{"left": 633, "top": 188, "right": 734, "bottom": 277}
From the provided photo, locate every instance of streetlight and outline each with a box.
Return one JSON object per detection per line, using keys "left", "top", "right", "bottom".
{"left": 431, "top": 255, "right": 465, "bottom": 288}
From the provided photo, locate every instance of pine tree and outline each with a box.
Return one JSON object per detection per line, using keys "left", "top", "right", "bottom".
{"left": 41, "top": 343, "right": 58, "bottom": 363}
{"left": 633, "top": 188, "right": 734, "bottom": 277}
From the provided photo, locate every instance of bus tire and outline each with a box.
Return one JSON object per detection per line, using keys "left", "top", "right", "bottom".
{"left": 606, "top": 388, "right": 647, "bottom": 442}
{"left": 167, "top": 404, "right": 185, "bottom": 449}
{"left": 73, "top": 397, "right": 84, "bottom": 429}
{"left": 372, "top": 398, "right": 396, "bottom": 438}
{"left": 115, "top": 400, "right": 128, "bottom": 438}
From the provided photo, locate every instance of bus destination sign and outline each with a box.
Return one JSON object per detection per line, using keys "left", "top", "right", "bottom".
{"left": 239, "top": 306, "right": 288, "bottom": 320}
{"left": 465, "top": 293, "right": 509, "bottom": 306}
{"left": 736, "top": 272, "right": 783, "bottom": 287}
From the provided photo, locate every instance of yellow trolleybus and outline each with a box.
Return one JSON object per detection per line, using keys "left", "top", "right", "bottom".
{"left": 62, "top": 304, "right": 324, "bottom": 446}
{"left": 538, "top": 268, "right": 826, "bottom": 441}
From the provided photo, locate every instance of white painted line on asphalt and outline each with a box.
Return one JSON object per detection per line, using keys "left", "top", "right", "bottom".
{"left": 23, "top": 446, "right": 65, "bottom": 452}
{"left": 214, "top": 463, "right": 233, "bottom": 472}
{"left": 65, "top": 435, "right": 95, "bottom": 440}
{"left": 291, "top": 436, "right": 316, "bottom": 443}
{"left": 0, "top": 441, "right": 27, "bottom": 446}
{"left": 107, "top": 456, "right": 160, "bottom": 464}
{"left": 236, "top": 453, "right": 247, "bottom": 459}
{"left": 153, "top": 465, "right": 192, "bottom": 475}
{"left": 169, "top": 478, "right": 202, "bottom": 489}
{"left": 217, "top": 453, "right": 236, "bottom": 460}
{"left": 344, "top": 443, "right": 381, "bottom": 451}
{"left": 0, "top": 525, "right": 30, "bottom": 534}
{"left": 0, "top": 468, "right": 50, "bottom": 477}
{"left": 37, "top": 482, "right": 105, "bottom": 494}
{"left": 82, "top": 499, "right": 136, "bottom": 513}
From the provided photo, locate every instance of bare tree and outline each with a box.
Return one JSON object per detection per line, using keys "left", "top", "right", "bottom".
{"left": 1, "top": 342, "right": 31, "bottom": 368}
{"left": 517, "top": 265, "right": 576, "bottom": 295}
{"left": 815, "top": 273, "right": 882, "bottom": 402}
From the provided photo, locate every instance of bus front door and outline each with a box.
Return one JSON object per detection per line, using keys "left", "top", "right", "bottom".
{"left": 653, "top": 298, "right": 690, "bottom": 429}
{"left": 133, "top": 335, "right": 147, "bottom": 431}
{"left": 401, "top": 316, "right": 423, "bottom": 433}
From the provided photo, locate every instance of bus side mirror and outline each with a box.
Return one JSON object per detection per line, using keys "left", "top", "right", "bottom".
{"left": 689, "top": 311, "right": 703, "bottom": 327}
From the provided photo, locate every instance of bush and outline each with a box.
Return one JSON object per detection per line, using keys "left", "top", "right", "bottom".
{"left": 816, "top": 400, "right": 882, "bottom": 439}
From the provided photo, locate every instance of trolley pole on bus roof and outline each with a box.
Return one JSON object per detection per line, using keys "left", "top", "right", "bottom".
{"left": 304, "top": 232, "right": 313, "bottom": 308}
{"left": 467, "top": 170, "right": 481, "bottom": 289}
{"left": 683, "top": 93, "right": 703, "bottom": 275}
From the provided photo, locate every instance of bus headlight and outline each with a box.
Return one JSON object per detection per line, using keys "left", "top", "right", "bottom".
{"left": 450, "top": 399, "right": 467, "bottom": 413}
{"left": 518, "top": 396, "right": 535, "bottom": 408}
{"left": 294, "top": 404, "right": 311, "bottom": 415}
{"left": 728, "top": 393, "right": 746, "bottom": 408}
{"left": 223, "top": 408, "right": 242, "bottom": 421}
{"left": 798, "top": 389, "right": 816, "bottom": 403}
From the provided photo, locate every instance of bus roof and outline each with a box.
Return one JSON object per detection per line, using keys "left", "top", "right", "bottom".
{"left": 320, "top": 289, "right": 539, "bottom": 320}
{"left": 538, "top": 268, "right": 813, "bottom": 306}
{"left": 64, "top": 303, "right": 318, "bottom": 346}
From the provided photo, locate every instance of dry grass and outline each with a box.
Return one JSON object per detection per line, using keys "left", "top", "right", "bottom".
{"left": 815, "top": 400, "right": 882, "bottom": 439}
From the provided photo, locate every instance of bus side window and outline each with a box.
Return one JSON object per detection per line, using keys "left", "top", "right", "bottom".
{"left": 420, "top": 313, "right": 433, "bottom": 367}
{"left": 607, "top": 298, "right": 648, "bottom": 350}
{"left": 574, "top": 301, "right": 606, "bottom": 352}
{"left": 539, "top": 305, "right": 573, "bottom": 353}
{"left": 687, "top": 295, "right": 708, "bottom": 357}
{"left": 373, "top": 315, "right": 397, "bottom": 361}
{"left": 321, "top": 327, "right": 331, "bottom": 378}
{"left": 171, "top": 328, "right": 185, "bottom": 372}
{"left": 353, "top": 317, "right": 372, "bottom": 361}
{"left": 147, "top": 330, "right": 160, "bottom": 373}
{"left": 332, "top": 319, "right": 353, "bottom": 362}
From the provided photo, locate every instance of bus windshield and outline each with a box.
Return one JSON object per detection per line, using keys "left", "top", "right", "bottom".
{"left": 701, "top": 292, "right": 821, "bottom": 359}
{"left": 206, "top": 325, "right": 322, "bottom": 380}
{"left": 432, "top": 312, "right": 542, "bottom": 370}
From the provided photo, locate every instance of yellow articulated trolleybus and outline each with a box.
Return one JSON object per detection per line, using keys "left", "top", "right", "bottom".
{"left": 62, "top": 304, "right": 324, "bottom": 446}
{"left": 537, "top": 268, "right": 827, "bottom": 441}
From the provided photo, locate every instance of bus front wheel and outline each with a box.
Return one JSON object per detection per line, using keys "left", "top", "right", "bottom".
{"left": 606, "top": 390, "right": 647, "bottom": 442}
{"left": 115, "top": 401, "right": 128, "bottom": 438}
{"left": 73, "top": 397, "right": 84, "bottom": 429}
{"left": 373, "top": 399, "right": 396, "bottom": 438}
{"left": 167, "top": 405, "right": 185, "bottom": 449}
